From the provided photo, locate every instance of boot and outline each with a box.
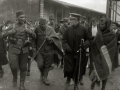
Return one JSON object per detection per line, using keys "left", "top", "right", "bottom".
{"left": 43, "top": 67, "right": 50, "bottom": 85}
{"left": 0, "top": 66, "right": 4, "bottom": 78}
{"left": 11, "top": 69, "right": 17, "bottom": 87}
{"left": 43, "top": 76, "right": 50, "bottom": 85}
{"left": 65, "top": 78, "right": 70, "bottom": 90}
{"left": 80, "top": 76, "right": 84, "bottom": 85}
{"left": 74, "top": 84, "right": 78, "bottom": 90}
{"left": 101, "top": 79, "right": 107, "bottom": 90}
{"left": 38, "top": 68, "right": 44, "bottom": 81}
{"left": 26, "top": 70, "right": 30, "bottom": 76}
{"left": 19, "top": 71, "right": 26, "bottom": 90}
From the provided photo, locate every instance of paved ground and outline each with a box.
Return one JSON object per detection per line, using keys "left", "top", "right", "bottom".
{"left": 0, "top": 61, "right": 120, "bottom": 90}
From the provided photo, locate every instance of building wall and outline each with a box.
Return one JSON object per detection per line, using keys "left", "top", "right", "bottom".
{"left": 0, "top": 0, "right": 103, "bottom": 24}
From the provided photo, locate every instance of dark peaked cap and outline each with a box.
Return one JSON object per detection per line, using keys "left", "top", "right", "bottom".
{"left": 69, "top": 13, "right": 81, "bottom": 20}
{"left": 16, "top": 10, "right": 25, "bottom": 17}
{"left": 59, "top": 20, "right": 64, "bottom": 23}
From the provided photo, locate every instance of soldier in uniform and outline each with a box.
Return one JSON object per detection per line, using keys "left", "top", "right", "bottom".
{"left": 80, "top": 16, "right": 89, "bottom": 28}
{"left": 62, "top": 13, "right": 92, "bottom": 90}
{"left": 1, "top": 10, "right": 36, "bottom": 90}
{"left": 35, "top": 18, "right": 63, "bottom": 85}
{"left": 58, "top": 18, "right": 69, "bottom": 68}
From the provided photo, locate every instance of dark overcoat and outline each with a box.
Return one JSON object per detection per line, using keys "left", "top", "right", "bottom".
{"left": 62, "top": 23, "right": 92, "bottom": 81}
{"left": 0, "top": 25, "right": 8, "bottom": 66}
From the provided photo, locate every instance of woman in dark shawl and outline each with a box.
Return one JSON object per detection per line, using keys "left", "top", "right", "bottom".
{"left": 0, "top": 25, "right": 8, "bottom": 78}
{"left": 89, "top": 17, "right": 119, "bottom": 90}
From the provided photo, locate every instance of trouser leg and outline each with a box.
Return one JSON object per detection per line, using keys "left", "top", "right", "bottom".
{"left": 11, "top": 69, "right": 18, "bottom": 87}
{"left": 19, "top": 52, "right": 28, "bottom": 90}
{"left": 0, "top": 65, "right": 4, "bottom": 78}
{"left": 19, "top": 71, "right": 26, "bottom": 90}
{"left": 38, "top": 67, "right": 44, "bottom": 81}
{"left": 60, "top": 58, "right": 64, "bottom": 68}
{"left": 101, "top": 79, "right": 108, "bottom": 90}
{"left": 8, "top": 52, "right": 19, "bottom": 87}
{"left": 43, "top": 67, "right": 50, "bottom": 85}
{"left": 27, "top": 58, "right": 31, "bottom": 76}
{"left": 0, "top": 66, "right": 2, "bottom": 70}
{"left": 36, "top": 52, "right": 44, "bottom": 80}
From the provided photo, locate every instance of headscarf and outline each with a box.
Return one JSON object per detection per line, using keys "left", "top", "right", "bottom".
{"left": 98, "top": 17, "right": 111, "bottom": 34}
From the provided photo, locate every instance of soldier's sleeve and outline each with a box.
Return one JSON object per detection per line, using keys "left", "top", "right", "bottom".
{"left": 1, "top": 26, "right": 9, "bottom": 38}
{"left": 27, "top": 26, "right": 36, "bottom": 38}
{"left": 83, "top": 27, "right": 92, "bottom": 49}
{"left": 1, "top": 24, "right": 16, "bottom": 38}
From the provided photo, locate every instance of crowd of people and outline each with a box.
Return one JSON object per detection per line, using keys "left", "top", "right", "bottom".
{"left": 0, "top": 10, "right": 120, "bottom": 90}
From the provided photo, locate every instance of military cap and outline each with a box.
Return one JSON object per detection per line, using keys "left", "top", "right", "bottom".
{"left": 91, "top": 18, "right": 97, "bottom": 22}
{"left": 59, "top": 20, "right": 63, "bottom": 23}
{"left": 49, "top": 14, "right": 55, "bottom": 20}
{"left": 81, "top": 16, "right": 86, "bottom": 19}
{"left": 63, "top": 18, "right": 69, "bottom": 23}
{"left": 39, "top": 18, "right": 46, "bottom": 24}
{"left": 16, "top": 10, "right": 25, "bottom": 17}
{"left": 69, "top": 13, "right": 81, "bottom": 20}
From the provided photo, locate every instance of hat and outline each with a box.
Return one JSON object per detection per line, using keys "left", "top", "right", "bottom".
{"left": 69, "top": 13, "right": 81, "bottom": 20}
{"left": 63, "top": 18, "right": 69, "bottom": 23}
{"left": 59, "top": 20, "right": 63, "bottom": 23}
{"left": 49, "top": 14, "right": 55, "bottom": 20}
{"left": 16, "top": 10, "right": 25, "bottom": 17}
{"left": 39, "top": 18, "right": 46, "bottom": 24}
{"left": 81, "top": 16, "right": 86, "bottom": 19}
{"left": 91, "top": 18, "right": 97, "bottom": 22}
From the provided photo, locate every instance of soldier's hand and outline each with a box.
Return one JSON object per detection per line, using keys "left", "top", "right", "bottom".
{"left": 66, "top": 47, "right": 72, "bottom": 53}
{"left": 8, "top": 29, "right": 16, "bottom": 35}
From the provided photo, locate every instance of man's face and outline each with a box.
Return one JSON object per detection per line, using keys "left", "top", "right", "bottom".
{"left": 70, "top": 18, "right": 78, "bottom": 26}
{"left": 100, "top": 23, "right": 106, "bottom": 31}
{"left": 39, "top": 23, "right": 46, "bottom": 30}
{"left": 111, "top": 24, "right": 117, "bottom": 30}
{"left": 17, "top": 15, "right": 25, "bottom": 24}
{"left": 92, "top": 20, "right": 97, "bottom": 26}
{"left": 50, "top": 19, "right": 54, "bottom": 24}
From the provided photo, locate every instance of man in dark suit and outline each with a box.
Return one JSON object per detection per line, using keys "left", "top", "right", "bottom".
{"left": 62, "top": 13, "right": 92, "bottom": 90}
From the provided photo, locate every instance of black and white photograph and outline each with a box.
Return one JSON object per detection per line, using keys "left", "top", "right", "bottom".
{"left": 0, "top": 0, "right": 120, "bottom": 90}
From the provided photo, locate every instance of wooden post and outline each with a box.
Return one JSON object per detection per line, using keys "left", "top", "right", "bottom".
{"left": 106, "top": 0, "right": 110, "bottom": 18}
{"left": 112, "top": 0, "right": 115, "bottom": 21}
{"left": 115, "top": 0, "right": 117, "bottom": 22}
{"left": 39, "top": 0, "right": 44, "bottom": 18}
{"left": 62, "top": 5, "right": 64, "bottom": 20}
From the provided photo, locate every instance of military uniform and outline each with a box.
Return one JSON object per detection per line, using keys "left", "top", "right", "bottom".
{"left": 2, "top": 19, "right": 35, "bottom": 90}
{"left": 35, "top": 18, "right": 63, "bottom": 85}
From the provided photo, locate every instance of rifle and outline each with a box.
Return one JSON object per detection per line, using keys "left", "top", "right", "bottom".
{"left": 77, "top": 39, "right": 84, "bottom": 83}
{"left": 30, "top": 37, "right": 47, "bottom": 63}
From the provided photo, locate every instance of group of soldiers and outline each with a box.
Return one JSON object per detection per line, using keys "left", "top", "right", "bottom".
{"left": 0, "top": 10, "right": 120, "bottom": 90}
